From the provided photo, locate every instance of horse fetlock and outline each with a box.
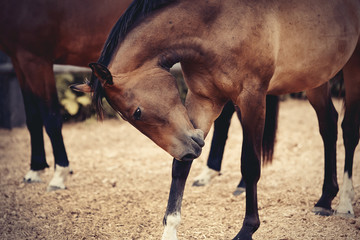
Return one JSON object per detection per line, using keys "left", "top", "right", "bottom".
{"left": 233, "top": 214, "right": 260, "bottom": 239}
{"left": 24, "top": 169, "right": 44, "bottom": 183}
{"left": 241, "top": 215, "right": 260, "bottom": 234}
{"left": 162, "top": 213, "right": 181, "bottom": 240}
{"left": 47, "top": 165, "right": 70, "bottom": 191}
{"left": 233, "top": 223, "right": 257, "bottom": 240}
{"left": 339, "top": 179, "right": 355, "bottom": 201}
{"left": 335, "top": 173, "right": 355, "bottom": 217}
{"left": 192, "top": 166, "right": 220, "bottom": 186}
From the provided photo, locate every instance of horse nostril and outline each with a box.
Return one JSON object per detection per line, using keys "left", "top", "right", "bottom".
{"left": 192, "top": 135, "right": 205, "bottom": 147}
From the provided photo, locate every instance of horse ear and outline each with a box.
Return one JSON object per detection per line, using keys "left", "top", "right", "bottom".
{"left": 89, "top": 62, "right": 113, "bottom": 85}
{"left": 70, "top": 83, "right": 93, "bottom": 93}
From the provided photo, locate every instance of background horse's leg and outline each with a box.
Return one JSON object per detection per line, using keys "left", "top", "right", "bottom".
{"left": 11, "top": 51, "right": 70, "bottom": 190}
{"left": 12, "top": 60, "right": 48, "bottom": 182}
{"left": 336, "top": 45, "right": 360, "bottom": 218}
{"left": 162, "top": 159, "right": 192, "bottom": 240}
{"left": 192, "top": 101, "right": 246, "bottom": 195}
{"left": 306, "top": 82, "right": 339, "bottom": 216}
{"left": 193, "top": 101, "right": 235, "bottom": 186}
{"left": 233, "top": 106, "right": 246, "bottom": 196}
{"left": 233, "top": 90, "right": 266, "bottom": 240}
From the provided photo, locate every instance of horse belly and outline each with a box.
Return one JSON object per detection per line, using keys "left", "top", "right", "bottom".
{"left": 267, "top": 73, "right": 330, "bottom": 95}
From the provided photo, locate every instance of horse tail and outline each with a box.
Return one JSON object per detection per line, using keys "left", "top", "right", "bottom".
{"left": 262, "top": 95, "right": 279, "bottom": 164}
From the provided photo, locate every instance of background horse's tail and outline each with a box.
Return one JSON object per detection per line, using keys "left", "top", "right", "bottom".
{"left": 262, "top": 95, "right": 279, "bottom": 164}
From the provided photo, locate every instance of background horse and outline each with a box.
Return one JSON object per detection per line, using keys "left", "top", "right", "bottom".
{"left": 0, "top": 0, "right": 132, "bottom": 190}
{"left": 193, "top": 98, "right": 278, "bottom": 196}
{"left": 73, "top": 0, "right": 359, "bottom": 239}
{"left": 0, "top": 0, "right": 245, "bottom": 193}
{"left": 192, "top": 101, "right": 247, "bottom": 194}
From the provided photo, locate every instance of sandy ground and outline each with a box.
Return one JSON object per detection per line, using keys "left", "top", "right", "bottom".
{"left": 0, "top": 98, "right": 360, "bottom": 240}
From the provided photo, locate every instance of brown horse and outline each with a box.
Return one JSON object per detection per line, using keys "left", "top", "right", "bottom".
{"left": 73, "top": 0, "right": 360, "bottom": 239}
{"left": 0, "top": 0, "right": 132, "bottom": 190}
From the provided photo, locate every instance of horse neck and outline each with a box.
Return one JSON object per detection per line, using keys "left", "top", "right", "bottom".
{"left": 108, "top": 1, "right": 218, "bottom": 75}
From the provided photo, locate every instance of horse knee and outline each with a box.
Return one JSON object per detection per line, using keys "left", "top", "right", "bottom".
{"left": 241, "top": 160, "right": 261, "bottom": 184}
{"left": 25, "top": 110, "right": 43, "bottom": 132}
{"left": 319, "top": 107, "right": 338, "bottom": 143}
{"left": 342, "top": 119, "right": 359, "bottom": 149}
{"left": 44, "top": 112, "right": 63, "bottom": 138}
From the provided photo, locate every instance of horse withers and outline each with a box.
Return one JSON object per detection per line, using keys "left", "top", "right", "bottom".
{"left": 73, "top": 0, "right": 360, "bottom": 239}
{"left": 0, "top": 0, "right": 132, "bottom": 190}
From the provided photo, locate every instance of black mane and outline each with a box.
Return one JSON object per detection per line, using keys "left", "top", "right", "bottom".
{"left": 90, "top": 0, "right": 177, "bottom": 118}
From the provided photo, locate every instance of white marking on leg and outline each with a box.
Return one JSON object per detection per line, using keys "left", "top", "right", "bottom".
{"left": 24, "top": 170, "right": 44, "bottom": 183}
{"left": 47, "top": 164, "right": 70, "bottom": 191}
{"left": 336, "top": 172, "right": 355, "bottom": 217}
{"left": 162, "top": 213, "right": 181, "bottom": 240}
{"left": 193, "top": 166, "right": 220, "bottom": 186}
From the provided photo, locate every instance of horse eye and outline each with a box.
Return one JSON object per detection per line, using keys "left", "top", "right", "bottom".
{"left": 133, "top": 107, "right": 142, "bottom": 120}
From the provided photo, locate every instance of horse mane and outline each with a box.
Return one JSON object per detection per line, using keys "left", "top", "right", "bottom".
{"left": 90, "top": 0, "right": 177, "bottom": 119}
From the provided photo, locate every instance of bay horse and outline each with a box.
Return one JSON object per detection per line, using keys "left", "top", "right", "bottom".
{"left": 73, "top": 0, "right": 360, "bottom": 239}
{"left": 0, "top": 0, "right": 133, "bottom": 190}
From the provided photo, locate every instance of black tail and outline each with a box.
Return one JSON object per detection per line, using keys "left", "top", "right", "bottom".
{"left": 262, "top": 95, "right": 279, "bottom": 164}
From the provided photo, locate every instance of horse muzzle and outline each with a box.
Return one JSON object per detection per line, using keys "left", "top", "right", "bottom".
{"left": 179, "top": 129, "right": 205, "bottom": 161}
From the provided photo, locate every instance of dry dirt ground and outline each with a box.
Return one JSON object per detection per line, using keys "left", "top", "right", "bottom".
{"left": 0, "top": 99, "right": 360, "bottom": 240}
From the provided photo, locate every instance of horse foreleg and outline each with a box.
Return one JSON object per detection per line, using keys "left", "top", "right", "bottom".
{"left": 162, "top": 159, "right": 192, "bottom": 240}
{"left": 337, "top": 95, "right": 359, "bottom": 218}
{"left": 21, "top": 93, "right": 48, "bottom": 183}
{"left": 12, "top": 59, "right": 49, "bottom": 183}
{"left": 336, "top": 50, "right": 360, "bottom": 217}
{"left": 233, "top": 91, "right": 266, "bottom": 240}
{"left": 306, "top": 82, "right": 339, "bottom": 216}
{"left": 41, "top": 99, "right": 71, "bottom": 191}
{"left": 12, "top": 52, "right": 70, "bottom": 190}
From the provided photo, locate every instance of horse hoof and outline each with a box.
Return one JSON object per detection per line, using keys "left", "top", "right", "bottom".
{"left": 311, "top": 206, "right": 333, "bottom": 216}
{"left": 192, "top": 166, "right": 220, "bottom": 187}
{"left": 23, "top": 170, "right": 44, "bottom": 183}
{"left": 334, "top": 210, "right": 355, "bottom": 218}
{"left": 233, "top": 187, "right": 246, "bottom": 196}
{"left": 192, "top": 180, "right": 205, "bottom": 186}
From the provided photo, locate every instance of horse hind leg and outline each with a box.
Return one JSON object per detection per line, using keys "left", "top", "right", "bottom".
{"left": 306, "top": 82, "right": 339, "bottom": 216}
{"left": 335, "top": 45, "right": 360, "bottom": 218}
{"left": 12, "top": 52, "right": 70, "bottom": 191}
{"left": 192, "top": 101, "right": 234, "bottom": 187}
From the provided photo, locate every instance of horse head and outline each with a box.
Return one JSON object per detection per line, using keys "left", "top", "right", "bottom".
{"left": 72, "top": 62, "right": 205, "bottom": 161}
